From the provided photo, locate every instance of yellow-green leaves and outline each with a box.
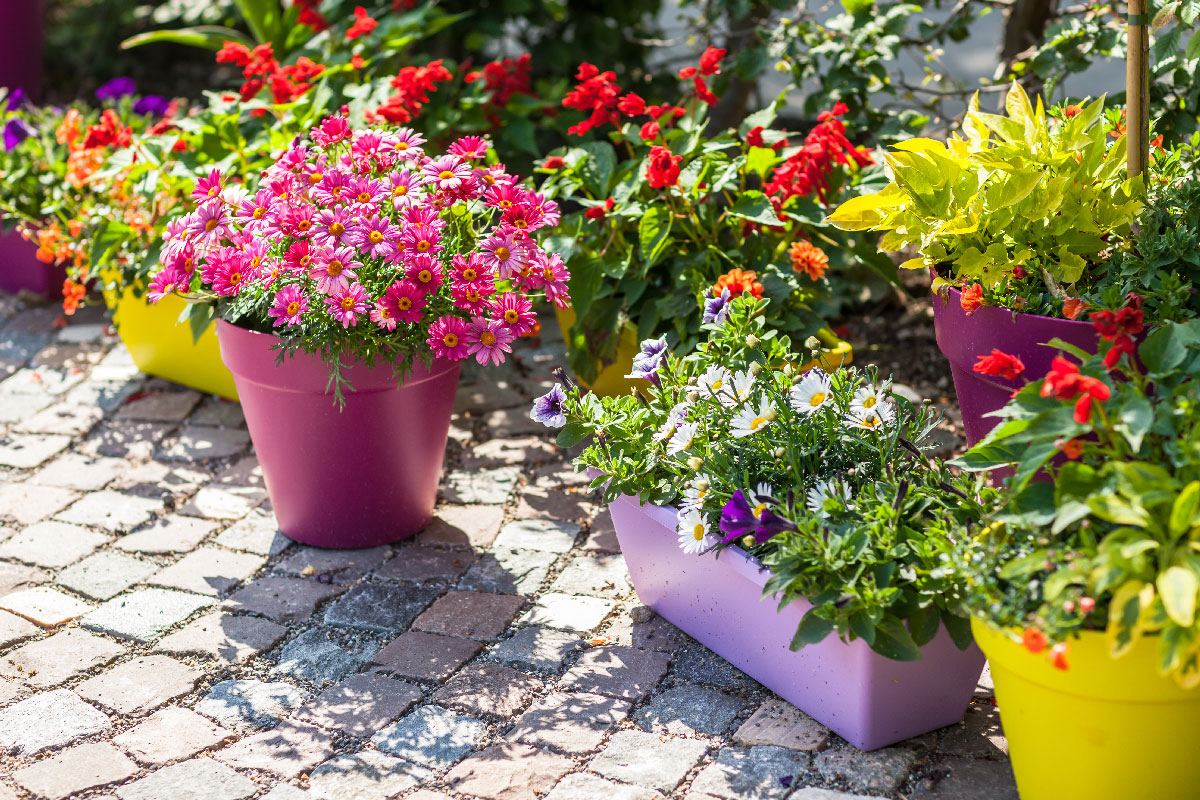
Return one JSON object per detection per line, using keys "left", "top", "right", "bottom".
{"left": 1159, "top": 567, "right": 1199, "bottom": 627}
{"left": 825, "top": 185, "right": 907, "bottom": 230}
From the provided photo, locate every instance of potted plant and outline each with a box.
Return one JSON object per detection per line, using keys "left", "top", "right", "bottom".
{"left": 149, "top": 114, "right": 569, "bottom": 548}
{"left": 531, "top": 294, "right": 996, "bottom": 749}
{"left": 827, "top": 84, "right": 1143, "bottom": 445}
{"left": 953, "top": 308, "right": 1200, "bottom": 799}
{"left": 536, "top": 49, "right": 885, "bottom": 394}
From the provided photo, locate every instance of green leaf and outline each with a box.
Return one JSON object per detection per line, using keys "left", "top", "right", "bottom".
{"left": 578, "top": 141, "right": 617, "bottom": 197}
{"left": 1114, "top": 393, "right": 1153, "bottom": 452}
{"left": 121, "top": 26, "right": 252, "bottom": 51}
{"left": 1041, "top": 337, "right": 1094, "bottom": 362}
{"left": 1186, "top": 29, "right": 1200, "bottom": 61}
{"left": 908, "top": 606, "right": 941, "bottom": 647}
{"left": 728, "top": 191, "right": 782, "bottom": 225}
{"left": 1158, "top": 567, "right": 1199, "bottom": 627}
{"left": 555, "top": 422, "right": 592, "bottom": 448}
{"left": 942, "top": 612, "right": 975, "bottom": 651}
{"left": 870, "top": 616, "right": 923, "bottom": 661}
{"left": 745, "top": 146, "right": 777, "bottom": 179}
{"left": 1171, "top": 482, "right": 1200, "bottom": 539}
{"left": 1140, "top": 325, "right": 1187, "bottom": 374}
{"left": 638, "top": 206, "right": 673, "bottom": 269}
{"left": 841, "top": 0, "right": 875, "bottom": 13}
{"left": 1088, "top": 494, "right": 1151, "bottom": 527}
{"left": 790, "top": 608, "right": 835, "bottom": 650}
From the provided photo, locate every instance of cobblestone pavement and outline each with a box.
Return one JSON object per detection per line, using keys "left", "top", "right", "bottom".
{"left": 0, "top": 294, "right": 1017, "bottom": 800}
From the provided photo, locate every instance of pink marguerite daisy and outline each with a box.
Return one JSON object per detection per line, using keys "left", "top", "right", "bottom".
{"left": 479, "top": 230, "right": 528, "bottom": 279}
{"left": 388, "top": 169, "right": 425, "bottom": 208}
{"left": 466, "top": 316, "right": 515, "bottom": 366}
{"left": 406, "top": 254, "right": 444, "bottom": 295}
{"left": 448, "top": 135, "right": 491, "bottom": 160}
{"left": 427, "top": 315, "right": 470, "bottom": 361}
{"left": 491, "top": 292, "right": 536, "bottom": 336}
{"left": 310, "top": 246, "right": 361, "bottom": 294}
{"left": 391, "top": 128, "right": 427, "bottom": 161}
{"left": 325, "top": 282, "right": 371, "bottom": 328}
{"left": 350, "top": 215, "right": 400, "bottom": 260}
{"left": 421, "top": 155, "right": 472, "bottom": 191}
{"left": 383, "top": 279, "right": 427, "bottom": 324}
{"left": 268, "top": 284, "right": 309, "bottom": 327}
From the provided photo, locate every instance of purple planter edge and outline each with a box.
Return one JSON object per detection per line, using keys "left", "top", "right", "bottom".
{"left": 216, "top": 320, "right": 462, "bottom": 549}
{"left": 930, "top": 282, "right": 1100, "bottom": 446}
{"left": 606, "top": 491, "right": 985, "bottom": 750}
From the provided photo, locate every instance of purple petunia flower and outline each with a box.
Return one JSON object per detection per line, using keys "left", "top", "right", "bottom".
{"left": 625, "top": 336, "right": 669, "bottom": 384}
{"left": 703, "top": 287, "right": 732, "bottom": 325}
{"left": 133, "top": 95, "right": 170, "bottom": 117}
{"left": 3, "top": 117, "right": 34, "bottom": 151}
{"left": 5, "top": 87, "right": 25, "bottom": 111}
{"left": 530, "top": 384, "right": 568, "bottom": 428}
{"left": 719, "top": 490, "right": 796, "bottom": 545}
{"left": 95, "top": 77, "right": 136, "bottom": 102}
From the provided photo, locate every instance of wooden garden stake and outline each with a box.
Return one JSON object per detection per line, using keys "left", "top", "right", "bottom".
{"left": 1126, "top": 0, "right": 1150, "bottom": 179}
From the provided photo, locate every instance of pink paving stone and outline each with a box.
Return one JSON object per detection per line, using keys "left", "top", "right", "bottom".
{"left": 413, "top": 591, "right": 526, "bottom": 640}
{"left": 0, "top": 586, "right": 92, "bottom": 627}
{"left": 15, "top": 402, "right": 105, "bottom": 436}
{"left": 415, "top": 504, "right": 505, "bottom": 549}
{"left": 214, "top": 720, "right": 336, "bottom": 777}
{"left": 513, "top": 484, "right": 595, "bottom": 524}
{"left": 581, "top": 513, "right": 620, "bottom": 553}
{"left": 443, "top": 743, "right": 574, "bottom": 800}
{"left": 76, "top": 655, "right": 205, "bottom": 715}
{"left": 294, "top": 672, "right": 424, "bottom": 736}
{"left": 222, "top": 576, "right": 343, "bottom": 623}
{"left": 458, "top": 436, "right": 558, "bottom": 470}
{"left": 0, "top": 628, "right": 125, "bottom": 689}
{"left": 374, "top": 547, "right": 476, "bottom": 582}
{"left": 32, "top": 453, "right": 127, "bottom": 491}
{"left": 408, "top": 792, "right": 457, "bottom": 800}
{"left": 519, "top": 592, "right": 615, "bottom": 633}
{"left": 148, "top": 548, "right": 266, "bottom": 597}
{"left": 0, "top": 433, "right": 72, "bottom": 468}
{"left": 113, "top": 706, "right": 234, "bottom": 765}
{"left": 56, "top": 490, "right": 161, "bottom": 532}
{"left": 735, "top": 700, "right": 831, "bottom": 752}
{"left": 0, "top": 610, "right": 38, "bottom": 650}
{"left": 371, "top": 630, "right": 483, "bottom": 682}
{"left": 114, "top": 516, "right": 218, "bottom": 555}
{"left": 0, "top": 482, "right": 80, "bottom": 524}
{"left": 0, "top": 520, "right": 108, "bottom": 568}
{"left": 114, "top": 757, "right": 258, "bottom": 800}
{"left": 561, "top": 646, "right": 671, "bottom": 701}
{"left": 155, "top": 611, "right": 287, "bottom": 665}
{"left": 0, "top": 562, "right": 48, "bottom": 595}
{"left": 431, "top": 662, "right": 543, "bottom": 719}
{"left": 13, "top": 742, "right": 137, "bottom": 800}
{"left": 79, "top": 420, "right": 174, "bottom": 460}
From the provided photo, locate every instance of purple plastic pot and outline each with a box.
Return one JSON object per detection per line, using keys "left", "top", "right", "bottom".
{"left": 607, "top": 492, "right": 986, "bottom": 750}
{"left": 217, "top": 320, "right": 461, "bottom": 549}
{"left": 931, "top": 282, "right": 1099, "bottom": 446}
{"left": 0, "top": 0, "right": 44, "bottom": 99}
{"left": 0, "top": 229, "right": 64, "bottom": 298}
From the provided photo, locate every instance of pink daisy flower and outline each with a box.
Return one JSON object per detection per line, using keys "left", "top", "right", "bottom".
{"left": 448, "top": 135, "right": 490, "bottom": 160}
{"left": 427, "top": 315, "right": 470, "bottom": 361}
{"left": 284, "top": 239, "right": 314, "bottom": 272}
{"left": 406, "top": 255, "right": 444, "bottom": 295}
{"left": 211, "top": 252, "right": 255, "bottom": 297}
{"left": 474, "top": 163, "right": 512, "bottom": 190}
{"left": 236, "top": 189, "right": 276, "bottom": 233}
{"left": 401, "top": 204, "right": 445, "bottom": 230}
{"left": 310, "top": 246, "right": 361, "bottom": 294}
{"left": 483, "top": 182, "right": 524, "bottom": 212}
{"left": 186, "top": 201, "right": 233, "bottom": 245}
{"left": 325, "top": 282, "right": 370, "bottom": 328}
{"left": 146, "top": 266, "right": 185, "bottom": 304}
{"left": 532, "top": 191, "right": 561, "bottom": 228}
{"left": 399, "top": 222, "right": 442, "bottom": 260}
{"left": 451, "top": 282, "right": 492, "bottom": 316}
{"left": 391, "top": 128, "right": 426, "bottom": 161}
{"left": 370, "top": 302, "right": 398, "bottom": 332}
{"left": 268, "top": 284, "right": 309, "bottom": 327}
{"left": 421, "top": 155, "right": 472, "bottom": 191}
{"left": 491, "top": 292, "right": 536, "bottom": 336}
{"left": 388, "top": 169, "right": 425, "bottom": 208}
{"left": 279, "top": 204, "right": 319, "bottom": 239}
{"left": 350, "top": 215, "right": 400, "bottom": 260}
{"left": 466, "top": 316, "right": 515, "bottom": 366}
{"left": 266, "top": 175, "right": 297, "bottom": 204}
{"left": 383, "top": 279, "right": 427, "bottom": 324}
{"left": 312, "top": 115, "right": 351, "bottom": 148}
{"left": 479, "top": 230, "right": 528, "bottom": 279}
{"left": 190, "top": 168, "right": 226, "bottom": 204}
{"left": 501, "top": 204, "right": 545, "bottom": 236}
{"left": 347, "top": 176, "right": 388, "bottom": 209}
{"left": 530, "top": 251, "right": 572, "bottom": 309}
{"left": 312, "top": 170, "right": 353, "bottom": 206}
{"left": 311, "top": 207, "right": 353, "bottom": 249}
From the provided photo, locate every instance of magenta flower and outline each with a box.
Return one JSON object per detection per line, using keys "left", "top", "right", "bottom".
{"left": 448, "top": 135, "right": 490, "bottom": 160}
{"left": 390, "top": 127, "right": 427, "bottom": 161}
{"left": 388, "top": 169, "right": 425, "bottom": 208}
{"left": 347, "top": 176, "right": 387, "bottom": 209}
{"left": 210, "top": 252, "right": 255, "bottom": 297}
{"left": 479, "top": 230, "right": 528, "bottom": 279}
{"left": 268, "top": 284, "right": 309, "bottom": 327}
{"left": 422, "top": 155, "right": 472, "bottom": 191}
{"left": 310, "top": 246, "right": 361, "bottom": 294}
{"left": 452, "top": 282, "right": 491, "bottom": 315}
{"left": 186, "top": 201, "right": 233, "bottom": 245}
{"left": 466, "top": 316, "right": 515, "bottom": 366}
{"left": 280, "top": 203, "right": 318, "bottom": 239}
{"left": 146, "top": 266, "right": 185, "bottom": 304}
{"left": 484, "top": 182, "right": 524, "bottom": 211}
{"left": 236, "top": 189, "right": 276, "bottom": 233}
{"left": 325, "top": 282, "right": 370, "bottom": 328}
{"left": 501, "top": 204, "right": 545, "bottom": 236}
{"left": 370, "top": 302, "right": 398, "bottom": 332}
{"left": 401, "top": 204, "right": 444, "bottom": 230}
{"left": 312, "top": 115, "right": 351, "bottom": 148}
{"left": 427, "top": 315, "right": 470, "bottom": 361}
{"left": 491, "top": 292, "right": 536, "bottom": 337}
{"left": 524, "top": 250, "right": 572, "bottom": 308}
{"left": 312, "top": 207, "right": 353, "bottom": 249}
{"left": 190, "top": 168, "right": 226, "bottom": 204}
{"left": 399, "top": 223, "right": 442, "bottom": 261}
{"left": 383, "top": 279, "right": 427, "bottom": 324}
{"left": 474, "top": 163, "right": 512, "bottom": 190}
{"left": 406, "top": 255, "right": 444, "bottom": 296}
{"left": 312, "top": 170, "right": 352, "bottom": 206}
{"left": 350, "top": 215, "right": 400, "bottom": 260}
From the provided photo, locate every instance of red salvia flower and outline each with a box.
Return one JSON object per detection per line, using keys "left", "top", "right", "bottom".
{"left": 699, "top": 46, "right": 726, "bottom": 75}
{"left": 972, "top": 349, "right": 1025, "bottom": 380}
{"left": 562, "top": 63, "right": 623, "bottom": 136}
{"left": 1040, "top": 356, "right": 1111, "bottom": 423}
{"left": 346, "top": 6, "right": 378, "bottom": 39}
{"left": 645, "top": 145, "right": 682, "bottom": 189}
{"left": 216, "top": 41, "right": 251, "bottom": 66}
{"left": 960, "top": 283, "right": 983, "bottom": 315}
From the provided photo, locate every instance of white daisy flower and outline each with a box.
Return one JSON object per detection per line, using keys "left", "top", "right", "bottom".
{"left": 745, "top": 483, "right": 777, "bottom": 520}
{"left": 851, "top": 381, "right": 894, "bottom": 419}
{"left": 681, "top": 476, "right": 712, "bottom": 511}
{"left": 725, "top": 371, "right": 755, "bottom": 406}
{"left": 653, "top": 402, "right": 690, "bottom": 442}
{"left": 845, "top": 403, "right": 895, "bottom": 431}
{"left": 806, "top": 478, "right": 839, "bottom": 518}
{"left": 698, "top": 366, "right": 733, "bottom": 401}
{"left": 731, "top": 399, "right": 776, "bottom": 438}
{"left": 790, "top": 370, "right": 832, "bottom": 415}
{"left": 676, "top": 509, "right": 709, "bottom": 554}
{"left": 667, "top": 422, "right": 698, "bottom": 454}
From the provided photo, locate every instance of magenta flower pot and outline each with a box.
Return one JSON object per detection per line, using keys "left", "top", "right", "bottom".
{"left": 931, "top": 283, "right": 1099, "bottom": 446}
{"left": 0, "top": 0, "right": 43, "bottom": 99}
{"left": 0, "top": 230, "right": 64, "bottom": 298}
{"left": 607, "top": 492, "right": 985, "bottom": 750}
{"left": 216, "top": 320, "right": 461, "bottom": 549}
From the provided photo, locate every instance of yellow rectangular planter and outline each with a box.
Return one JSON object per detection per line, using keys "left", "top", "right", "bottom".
{"left": 101, "top": 278, "right": 238, "bottom": 401}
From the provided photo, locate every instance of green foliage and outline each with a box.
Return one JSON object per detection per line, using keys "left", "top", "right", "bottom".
{"left": 955, "top": 320, "right": 1200, "bottom": 686}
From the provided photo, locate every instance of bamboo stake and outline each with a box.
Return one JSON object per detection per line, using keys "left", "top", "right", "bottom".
{"left": 1126, "top": 0, "right": 1150, "bottom": 179}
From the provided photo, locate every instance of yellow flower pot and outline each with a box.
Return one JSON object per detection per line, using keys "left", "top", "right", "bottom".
{"left": 101, "top": 276, "right": 238, "bottom": 401}
{"left": 972, "top": 618, "right": 1200, "bottom": 800}
{"left": 554, "top": 305, "right": 853, "bottom": 398}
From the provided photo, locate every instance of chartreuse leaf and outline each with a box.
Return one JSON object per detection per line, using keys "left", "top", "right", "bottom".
{"left": 825, "top": 185, "right": 907, "bottom": 230}
{"left": 121, "top": 25, "right": 251, "bottom": 51}
{"left": 1108, "top": 581, "right": 1152, "bottom": 658}
{"left": 1158, "top": 567, "right": 1199, "bottom": 627}
{"left": 1088, "top": 494, "right": 1152, "bottom": 527}
{"left": 1171, "top": 482, "right": 1200, "bottom": 539}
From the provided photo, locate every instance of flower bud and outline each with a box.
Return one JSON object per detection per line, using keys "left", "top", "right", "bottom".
{"left": 686, "top": 391, "right": 700, "bottom": 403}
{"left": 694, "top": 477, "right": 710, "bottom": 491}
{"left": 804, "top": 335, "right": 821, "bottom": 353}
{"left": 773, "top": 447, "right": 785, "bottom": 458}
{"left": 765, "top": 407, "right": 778, "bottom": 422}
{"left": 687, "top": 456, "right": 703, "bottom": 471}
{"left": 742, "top": 535, "right": 756, "bottom": 548}
{"left": 745, "top": 334, "right": 760, "bottom": 348}
{"left": 749, "top": 362, "right": 763, "bottom": 376}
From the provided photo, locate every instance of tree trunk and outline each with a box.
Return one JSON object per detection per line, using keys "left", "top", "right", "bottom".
{"left": 995, "top": 0, "right": 1059, "bottom": 101}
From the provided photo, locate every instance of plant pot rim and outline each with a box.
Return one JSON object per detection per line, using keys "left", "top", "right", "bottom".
{"left": 931, "top": 270, "right": 1096, "bottom": 330}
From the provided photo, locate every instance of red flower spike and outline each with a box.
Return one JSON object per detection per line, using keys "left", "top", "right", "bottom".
{"left": 1049, "top": 643, "right": 1070, "bottom": 670}
{"left": 973, "top": 349, "right": 1025, "bottom": 380}
{"left": 645, "top": 146, "right": 682, "bottom": 189}
{"left": 699, "top": 46, "right": 726, "bottom": 75}
{"left": 346, "top": 6, "right": 378, "bottom": 39}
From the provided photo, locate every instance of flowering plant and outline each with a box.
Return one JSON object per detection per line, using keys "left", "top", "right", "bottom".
{"left": 827, "top": 84, "right": 1143, "bottom": 320}
{"left": 147, "top": 114, "right": 568, "bottom": 402}
{"left": 954, "top": 302, "right": 1200, "bottom": 684}
{"left": 532, "top": 295, "right": 997, "bottom": 659}
{"left": 536, "top": 50, "right": 887, "bottom": 382}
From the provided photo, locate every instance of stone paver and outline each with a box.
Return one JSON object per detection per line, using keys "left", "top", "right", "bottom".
{"left": 460, "top": 547, "right": 556, "bottom": 596}
{"left": 214, "top": 506, "right": 288, "bottom": 555}
{"left": 637, "top": 684, "right": 747, "bottom": 737}
{"left": 157, "top": 425, "right": 251, "bottom": 462}
{"left": 81, "top": 588, "right": 214, "bottom": 642}
{"left": 223, "top": 576, "right": 342, "bottom": 623}
{"left": 114, "top": 516, "right": 218, "bottom": 554}
{"left": 370, "top": 630, "right": 483, "bottom": 682}
{"left": 0, "top": 562, "right": 47, "bottom": 596}
{"left": 442, "top": 467, "right": 520, "bottom": 505}
{"left": 76, "top": 655, "right": 203, "bottom": 714}
{"left": 0, "top": 586, "right": 92, "bottom": 627}
{"left": 550, "top": 553, "right": 629, "bottom": 597}
{"left": 31, "top": 453, "right": 126, "bottom": 491}
{"left": 156, "top": 611, "right": 287, "bottom": 664}
{"left": 734, "top": 699, "right": 832, "bottom": 751}
{"left": 690, "top": 746, "right": 812, "bottom": 800}
{"left": 149, "top": 547, "right": 266, "bottom": 596}
{"left": 0, "top": 689, "right": 110, "bottom": 755}
{"left": 812, "top": 747, "right": 919, "bottom": 796}
{"left": 13, "top": 742, "right": 137, "bottom": 799}
{"left": 16, "top": 402, "right": 104, "bottom": 436}
{"left": 323, "top": 582, "right": 440, "bottom": 632}
{"left": 509, "top": 692, "right": 631, "bottom": 754}
{"left": 416, "top": 505, "right": 504, "bottom": 548}
{"left": 272, "top": 627, "right": 375, "bottom": 685}
{"left": 0, "top": 434, "right": 72, "bottom": 468}
{"left": 591, "top": 730, "right": 709, "bottom": 793}
{"left": 56, "top": 550, "right": 157, "bottom": 600}
{"left": 494, "top": 519, "right": 579, "bottom": 553}
{"left": 0, "top": 610, "right": 37, "bottom": 649}
{"left": 488, "top": 626, "right": 581, "bottom": 674}
{"left": 432, "top": 662, "right": 542, "bottom": 719}
{"left": 520, "top": 592, "right": 615, "bottom": 633}
{"left": 910, "top": 757, "right": 1020, "bottom": 799}
{"left": 195, "top": 679, "right": 308, "bottom": 731}
{"left": 307, "top": 750, "right": 431, "bottom": 799}
{"left": 546, "top": 774, "right": 664, "bottom": 800}
{"left": 113, "top": 706, "right": 234, "bottom": 765}
{"left": 372, "top": 704, "right": 488, "bottom": 769}
{"left": 0, "top": 520, "right": 108, "bottom": 568}
{"left": 215, "top": 720, "right": 336, "bottom": 777}
{"left": 561, "top": 646, "right": 671, "bottom": 701}
{"left": 276, "top": 545, "right": 389, "bottom": 584}
{"left": 115, "top": 758, "right": 258, "bottom": 800}
{"left": 116, "top": 390, "right": 202, "bottom": 422}
{"left": 0, "top": 628, "right": 125, "bottom": 689}
{"left": 295, "top": 672, "right": 423, "bottom": 736}
{"left": 0, "top": 482, "right": 79, "bottom": 524}
{"left": 443, "top": 743, "right": 574, "bottom": 800}
{"left": 56, "top": 490, "right": 160, "bottom": 532}
{"left": 414, "top": 590, "right": 525, "bottom": 640}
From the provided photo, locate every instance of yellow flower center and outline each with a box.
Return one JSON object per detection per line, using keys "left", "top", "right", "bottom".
{"left": 394, "top": 185, "right": 408, "bottom": 196}
{"left": 357, "top": 192, "right": 372, "bottom": 203}
{"left": 439, "top": 170, "right": 454, "bottom": 180}
{"left": 308, "top": 172, "right": 322, "bottom": 184}
{"left": 251, "top": 256, "right": 262, "bottom": 267}
{"left": 504, "top": 310, "right": 519, "bottom": 324}
{"left": 330, "top": 222, "right": 345, "bottom": 235}
{"left": 693, "top": 524, "right": 704, "bottom": 540}
{"left": 495, "top": 246, "right": 510, "bottom": 260}
{"left": 327, "top": 260, "right": 343, "bottom": 277}
{"left": 300, "top": 254, "right": 312, "bottom": 267}
{"left": 397, "top": 297, "right": 412, "bottom": 310}
{"left": 204, "top": 218, "right": 218, "bottom": 232}
{"left": 751, "top": 416, "right": 768, "bottom": 430}
{"left": 752, "top": 503, "right": 767, "bottom": 518}
{"left": 711, "top": 380, "right": 723, "bottom": 392}
{"left": 483, "top": 174, "right": 496, "bottom": 185}
{"left": 416, "top": 240, "right": 430, "bottom": 252}
{"left": 443, "top": 333, "right": 458, "bottom": 347}
{"left": 514, "top": 219, "right": 527, "bottom": 228}
{"left": 286, "top": 301, "right": 300, "bottom": 315}
{"left": 481, "top": 331, "right": 496, "bottom": 346}
{"left": 297, "top": 220, "right": 311, "bottom": 231}
{"left": 253, "top": 207, "right": 266, "bottom": 219}
{"left": 369, "top": 230, "right": 384, "bottom": 244}
{"left": 230, "top": 271, "right": 242, "bottom": 284}
{"left": 863, "top": 396, "right": 877, "bottom": 409}
{"left": 340, "top": 296, "right": 355, "bottom": 311}
{"left": 418, "top": 269, "right": 432, "bottom": 283}
{"left": 380, "top": 308, "right": 391, "bottom": 318}
{"left": 397, "top": 141, "right": 409, "bottom": 150}
{"left": 463, "top": 267, "right": 477, "bottom": 280}
{"left": 810, "top": 392, "right": 825, "bottom": 406}
{"left": 542, "top": 268, "right": 555, "bottom": 281}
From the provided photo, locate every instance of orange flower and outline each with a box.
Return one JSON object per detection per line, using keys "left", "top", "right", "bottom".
{"left": 1058, "top": 438, "right": 1084, "bottom": 459}
{"left": 1063, "top": 297, "right": 1087, "bottom": 320}
{"left": 61, "top": 279, "right": 86, "bottom": 316}
{"left": 1021, "top": 627, "right": 1048, "bottom": 654}
{"left": 55, "top": 109, "right": 82, "bottom": 146}
{"left": 788, "top": 240, "right": 829, "bottom": 281}
{"left": 711, "top": 268, "right": 764, "bottom": 299}
{"left": 1048, "top": 642, "right": 1069, "bottom": 670}
{"left": 960, "top": 283, "right": 983, "bottom": 314}
{"left": 1063, "top": 105, "right": 1082, "bottom": 118}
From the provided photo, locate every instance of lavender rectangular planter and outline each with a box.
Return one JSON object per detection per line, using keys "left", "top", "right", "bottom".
{"left": 607, "top": 492, "right": 985, "bottom": 750}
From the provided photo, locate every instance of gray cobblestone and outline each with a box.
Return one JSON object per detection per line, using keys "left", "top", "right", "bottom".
{"left": 591, "top": 730, "right": 709, "bottom": 793}
{"left": 56, "top": 551, "right": 157, "bottom": 600}
{"left": 81, "top": 588, "right": 215, "bottom": 642}
{"left": 113, "top": 706, "right": 234, "bottom": 765}
{"left": 115, "top": 758, "right": 258, "bottom": 800}
{"left": 0, "top": 689, "right": 111, "bottom": 755}
{"left": 372, "top": 705, "right": 488, "bottom": 769}
{"left": 636, "top": 685, "right": 747, "bottom": 737}
{"left": 196, "top": 679, "right": 308, "bottom": 731}
{"left": 0, "top": 520, "right": 108, "bottom": 567}
{"left": 13, "top": 742, "right": 137, "bottom": 799}
{"left": 76, "top": 655, "right": 203, "bottom": 714}
{"left": 690, "top": 746, "right": 812, "bottom": 800}
{"left": 0, "top": 628, "right": 125, "bottom": 689}
{"left": 155, "top": 611, "right": 287, "bottom": 665}
{"left": 114, "top": 515, "right": 218, "bottom": 554}
{"left": 56, "top": 490, "right": 160, "bottom": 532}
{"left": 272, "top": 627, "right": 375, "bottom": 686}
